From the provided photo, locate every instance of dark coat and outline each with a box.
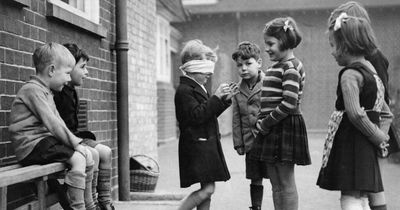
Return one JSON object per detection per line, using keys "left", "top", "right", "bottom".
{"left": 174, "top": 76, "right": 231, "bottom": 188}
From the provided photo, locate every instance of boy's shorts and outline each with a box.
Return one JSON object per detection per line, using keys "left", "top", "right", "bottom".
{"left": 20, "top": 136, "right": 74, "bottom": 166}
{"left": 245, "top": 153, "right": 269, "bottom": 180}
{"left": 75, "top": 130, "right": 99, "bottom": 148}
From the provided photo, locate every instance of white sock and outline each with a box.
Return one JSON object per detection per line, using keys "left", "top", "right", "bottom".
{"left": 340, "top": 195, "right": 363, "bottom": 210}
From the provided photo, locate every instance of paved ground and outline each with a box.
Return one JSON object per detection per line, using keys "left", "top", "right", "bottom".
{"left": 156, "top": 133, "right": 400, "bottom": 210}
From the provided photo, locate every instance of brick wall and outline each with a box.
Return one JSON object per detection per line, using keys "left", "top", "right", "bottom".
{"left": 176, "top": 7, "right": 400, "bottom": 132}
{"left": 0, "top": 0, "right": 118, "bottom": 205}
{"left": 127, "top": 0, "right": 159, "bottom": 159}
{"left": 157, "top": 81, "right": 177, "bottom": 143}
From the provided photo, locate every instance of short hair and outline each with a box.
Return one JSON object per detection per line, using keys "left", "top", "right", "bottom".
{"left": 32, "top": 42, "right": 75, "bottom": 74}
{"left": 180, "top": 39, "right": 217, "bottom": 64}
{"left": 263, "top": 17, "right": 302, "bottom": 51}
{"left": 63, "top": 43, "right": 89, "bottom": 63}
{"left": 329, "top": 16, "right": 377, "bottom": 56}
{"left": 232, "top": 41, "right": 261, "bottom": 61}
{"left": 329, "top": 1, "right": 371, "bottom": 27}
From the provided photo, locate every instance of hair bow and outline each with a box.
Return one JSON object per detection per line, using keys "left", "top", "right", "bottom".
{"left": 283, "top": 20, "right": 294, "bottom": 32}
{"left": 333, "top": 12, "right": 348, "bottom": 31}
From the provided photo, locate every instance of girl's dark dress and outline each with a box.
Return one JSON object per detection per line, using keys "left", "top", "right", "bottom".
{"left": 175, "top": 76, "right": 231, "bottom": 188}
{"left": 317, "top": 62, "right": 384, "bottom": 192}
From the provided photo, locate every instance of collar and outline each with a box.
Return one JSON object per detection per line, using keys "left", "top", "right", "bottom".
{"left": 28, "top": 75, "right": 52, "bottom": 95}
{"left": 184, "top": 75, "right": 208, "bottom": 93}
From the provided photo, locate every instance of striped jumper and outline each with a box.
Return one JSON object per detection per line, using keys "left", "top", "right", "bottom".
{"left": 259, "top": 57, "right": 305, "bottom": 129}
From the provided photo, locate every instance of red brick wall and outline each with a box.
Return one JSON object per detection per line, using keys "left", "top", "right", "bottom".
{"left": 175, "top": 7, "right": 400, "bottom": 132}
{"left": 0, "top": 0, "right": 118, "bottom": 204}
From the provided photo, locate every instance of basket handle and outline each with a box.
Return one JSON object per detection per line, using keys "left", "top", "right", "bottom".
{"left": 131, "top": 154, "right": 160, "bottom": 173}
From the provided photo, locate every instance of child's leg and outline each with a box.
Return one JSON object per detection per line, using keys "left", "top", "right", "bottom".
{"left": 368, "top": 192, "right": 386, "bottom": 210}
{"left": 95, "top": 144, "right": 113, "bottom": 209}
{"left": 246, "top": 155, "right": 266, "bottom": 209}
{"left": 65, "top": 152, "right": 87, "bottom": 210}
{"left": 368, "top": 157, "right": 387, "bottom": 210}
{"left": 178, "top": 182, "right": 215, "bottom": 210}
{"left": 268, "top": 163, "right": 298, "bottom": 210}
{"left": 85, "top": 146, "right": 99, "bottom": 210}
{"left": 341, "top": 191, "right": 367, "bottom": 210}
{"left": 250, "top": 179, "right": 263, "bottom": 209}
{"left": 88, "top": 147, "right": 100, "bottom": 207}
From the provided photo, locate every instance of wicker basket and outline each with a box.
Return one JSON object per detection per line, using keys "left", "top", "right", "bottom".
{"left": 130, "top": 155, "right": 160, "bottom": 192}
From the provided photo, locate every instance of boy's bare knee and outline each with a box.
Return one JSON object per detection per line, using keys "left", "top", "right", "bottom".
{"left": 68, "top": 152, "right": 87, "bottom": 171}
{"left": 97, "top": 144, "right": 112, "bottom": 162}
{"left": 88, "top": 147, "right": 100, "bottom": 162}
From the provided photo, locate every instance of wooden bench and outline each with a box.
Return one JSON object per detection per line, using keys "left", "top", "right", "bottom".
{"left": 0, "top": 162, "right": 67, "bottom": 210}
{"left": 0, "top": 100, "right": 89, "bottom": 209}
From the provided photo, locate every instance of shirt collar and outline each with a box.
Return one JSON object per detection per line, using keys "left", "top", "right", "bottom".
{"left": 28, "top": 75, "right": 52, "bottom": 95}
{"left": 184, "top": 75, "right": 208, "bottom": 93}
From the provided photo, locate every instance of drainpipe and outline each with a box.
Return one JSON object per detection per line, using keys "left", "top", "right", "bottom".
{"left": 115, "top": 0, "right": 130, "bottom": 201}
{"left": 235, "top": 12, "right": 241, "bottom": 45}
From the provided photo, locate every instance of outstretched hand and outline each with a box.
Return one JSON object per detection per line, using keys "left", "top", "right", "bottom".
{"left": 224, "top": 82, "right": 239, "bottom": 100}
{"left": 215, "top": 82, "right": 239, "bottom": 100}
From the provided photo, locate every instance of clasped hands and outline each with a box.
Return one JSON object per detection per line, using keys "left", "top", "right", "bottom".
{"left": 256, "top": 119, "right": 270, "bottom": 135}
{"left": 215, "top": 82, "right": 239, "bottom": 100}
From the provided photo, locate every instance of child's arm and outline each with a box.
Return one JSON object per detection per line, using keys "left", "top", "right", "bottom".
{"left": 341, "top": 69, "right": 389, "bottom": 146}
{"left": 232, "top": 96, "right": 244, "bottom": 154}
{"left": 260, "top": 67, "right": 300, "bottom": 130}
{"left": 175, "top": 87, "right": 230, "bottom": 126}
{"left": 24, "top": 90, "right": 82, "bottom": 148}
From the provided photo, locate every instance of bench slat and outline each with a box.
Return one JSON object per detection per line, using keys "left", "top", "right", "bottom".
{"left": 0, "top": 164, "right": 22, "bottom": 173}
{"left": 0, "top": 163, "right": 66, "bottom": 187}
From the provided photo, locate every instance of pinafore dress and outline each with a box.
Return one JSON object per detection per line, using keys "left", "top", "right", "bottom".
{"left": 317, "top": 62, "right": 385, "bottom": 192}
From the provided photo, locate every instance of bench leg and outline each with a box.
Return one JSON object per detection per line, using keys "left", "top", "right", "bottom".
{"left": 0, "top": 187, "right": 7, "bottom": 210}
{"left": 36, "top": 176, "right": 48, "bottom": 210}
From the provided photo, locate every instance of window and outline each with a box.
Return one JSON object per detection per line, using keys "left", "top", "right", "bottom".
{"left": 156, "top": 16, "right": 171, "bottom": 83}
{"left": 182, "top": 0, "right": 218, "bottom": 5}
{"left": 47, "top": 0, "right": 99, "bottom": 24}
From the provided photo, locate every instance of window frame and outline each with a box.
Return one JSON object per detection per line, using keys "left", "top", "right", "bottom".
{"left": 47, "top": 0, "right": 99, "bottom": 24}
{"left": 156, "top": 16, "right": 172, "bottom": 83}
{"left": 46, "top": 0, "right": 106, "bottom": 38}
{"left": 182, "top": 0, "right": 218, "bottom": 5}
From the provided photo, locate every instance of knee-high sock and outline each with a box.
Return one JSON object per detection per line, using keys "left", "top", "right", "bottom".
{"left": 65, "top": 170, "right": 86, "bottom": 210}
{"left": 92, "top": 170, "right": 99, "bottom": 206}
{"left": 250, "top": 184, "right": 263, "bottom": 208}
{"left": 97, "top": 168, "right": 112, "bottom": 208}
{"left": 340, "top": 195, "right": 363, "bottom": 210}
{"left": 85, "top": 165, "right": 97, "bottom": 210}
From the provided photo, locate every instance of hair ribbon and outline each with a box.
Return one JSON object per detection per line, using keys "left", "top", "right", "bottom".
{"left": 283, "top": 20, "right": 294, "bottom": 32}
{"left": 334, "top": 12, "right": 348, "bottom": 31}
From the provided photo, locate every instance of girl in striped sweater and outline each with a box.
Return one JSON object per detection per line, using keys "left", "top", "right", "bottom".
{"left": 250, "top": 17, "right": 311, "bottom": 210}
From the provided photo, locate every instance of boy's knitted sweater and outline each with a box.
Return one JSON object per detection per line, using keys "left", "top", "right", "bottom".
{"left": 260, "top": 58, "right": 305, "bottom": 129}
{"left": 9, "top": 76, "right": 81, "bottom": 161}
